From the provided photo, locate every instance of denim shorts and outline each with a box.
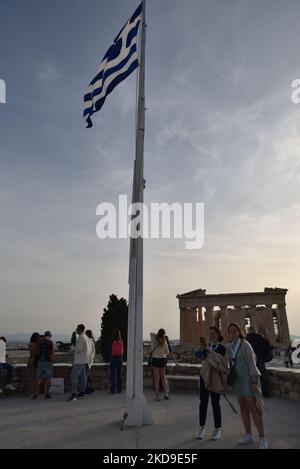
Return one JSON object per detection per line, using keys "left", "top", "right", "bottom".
{"left": 36, "top": 362, "right": 53, "bottom": 379}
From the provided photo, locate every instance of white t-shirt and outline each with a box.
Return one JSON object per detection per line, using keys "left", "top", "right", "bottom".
{"left": 0, "top": 339, "right": 6, "bottom": 363}
{"left": 74, "top": 333, "right": 89, "bottom": 364}
{"left": 152, "top": 342, "right": 169, "bottom": 358}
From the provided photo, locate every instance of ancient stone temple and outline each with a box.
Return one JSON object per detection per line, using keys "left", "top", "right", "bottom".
{"left": 177, "top": 288, "right": 290, "bottom": 348}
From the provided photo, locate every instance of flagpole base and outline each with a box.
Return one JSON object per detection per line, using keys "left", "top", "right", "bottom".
{"left": 122, "top": 394, "right": 155, "bottom": 429}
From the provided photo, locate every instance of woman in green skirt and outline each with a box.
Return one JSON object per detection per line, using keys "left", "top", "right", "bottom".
{"left": 227, "top": 323, "right": 268, "bottom": 449}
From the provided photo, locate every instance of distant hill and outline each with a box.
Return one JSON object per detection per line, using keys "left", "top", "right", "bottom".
{"left": 291, "top": 335, "right": 300, "bottom": 341}
{"left": 2, "top": 332, "right": 72, "bottom": 344}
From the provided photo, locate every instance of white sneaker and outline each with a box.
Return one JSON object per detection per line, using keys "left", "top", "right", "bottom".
{"left": 5, "top": 384, "right": 16, "bottom": 391}
{"left": 197, "top": 426, "right": 205, "bottom": 439}
{"left": 211, "top": 428, "right": 221, "bottom": 441}
{"left": 258, "top": 438, "right": 268, "bottom": 449}
{"left": 238, "top": 433, "right": 254, "bottom": 445}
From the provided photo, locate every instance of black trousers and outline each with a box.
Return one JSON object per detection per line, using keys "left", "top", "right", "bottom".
{"left": 199, "top": 377, "right": 221, "bottom": 428}
{"left": 257, "top": 359, "right": 270, "bottom": 397}
{"left": 110, "top": 357, "right": 122, "bottom": 393}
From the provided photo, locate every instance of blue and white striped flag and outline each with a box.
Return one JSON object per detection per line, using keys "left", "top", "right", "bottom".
{"left": 84, "top": 3, "right": 142, "bottom": 128}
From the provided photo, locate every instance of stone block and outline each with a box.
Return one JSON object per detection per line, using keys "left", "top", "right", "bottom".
{"left": 289, "top": 392, "right": 300, "bottom": 401}
{"left": 270, "top": 390, "right": 281, "bottom": 398}
{"left": 283, "top": 381, "right": 292, "bottom": 392}
{"left": 268, "top": 376, "right": 280, "bottom": 385}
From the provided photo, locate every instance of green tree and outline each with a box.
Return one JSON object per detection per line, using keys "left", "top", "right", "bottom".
{"left": 98, "top": 294, "right": 128, "bottom": 362}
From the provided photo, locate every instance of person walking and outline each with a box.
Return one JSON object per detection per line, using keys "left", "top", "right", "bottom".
{"left": 109, "top": 330, "right": 124, "bottom": 394}
{"left": 150, "top": 329, "right": 170, "bottom": 401}
{"left": 34, "top": 331, "right": 54, "bottom": 400}
{"left": 195, "top": 327, "right": 226, "bottom": 441}
{"left": 68, "top": 324, "right": 89, "bottom": 402}
{"left": 25, "top": 332, "right": 40, "bottom": 396}
{"left": 246, "top": 326, "right": 272, "bottom": 397}
{"left": 227, "top": 323, "right": 268, "bottom": 449}
{"left": 85, "top": 330, "right": 95, "bottom": 395}
{"left": 0, "top": 337, "right": 16, "bottom": 394}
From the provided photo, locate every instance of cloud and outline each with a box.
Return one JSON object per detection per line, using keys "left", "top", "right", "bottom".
{"left": 1, "top": 0, "right": 300, "bottom": 337}
{"left": 38, "top": 63, "right": 61, "bottom": 81}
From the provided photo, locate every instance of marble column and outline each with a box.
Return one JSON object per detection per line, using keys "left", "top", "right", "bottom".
{"left": 214, "top": 309, "right": 221, "bottom": 329}
{"left": 180, "top": 307, "right": 192, "bottom": 345}
{"left": 179, "top": 308, "right": 185, "bottom": 345}
{"left": 220, "top": 305, "right": 229, "bottom": 343}
{"left": 229, "top": 305, "right": 243, "bottom": 329}
{"left": 205, "top": 305, "right": 215, "bottom": 330}
{"left": 185, "top": 308, "right": 193, "bottom": 345}
{"left": 197, "top": 306, "right": 205, "bottom": 338}
{"left": 191, "top": 307, "right": 198, "bottom": 347}
{"left": 264, "top": 304, "right": 276, "bottom": 345}
{"left": 236, "top": 305, "right": 246, "bottom": 334}
{"left": 248, "top": 305, "right": 257, "bottom": 329}
{"left": 277, "top": 303, "right": 291, "bottom": 346}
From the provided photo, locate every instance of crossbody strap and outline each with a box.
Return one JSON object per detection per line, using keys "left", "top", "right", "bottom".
{"left": 231, "top": 339, "right": 243, "bottom": 366}
{"left": 150, "top": 344, "right": 159, "bottom": 356}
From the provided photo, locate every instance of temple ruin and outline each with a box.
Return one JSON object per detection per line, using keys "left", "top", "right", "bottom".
{"left": 177, "top": 287, "right": 290, "bottom": 348}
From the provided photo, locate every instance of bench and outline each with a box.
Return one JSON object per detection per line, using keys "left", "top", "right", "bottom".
{"left": 165, "top": 374, "right": 199, "bottom": 393}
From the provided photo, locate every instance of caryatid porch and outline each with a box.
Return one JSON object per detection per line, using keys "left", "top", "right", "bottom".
{"left": 177, "top": 288, "right": 290, "bottom": 348}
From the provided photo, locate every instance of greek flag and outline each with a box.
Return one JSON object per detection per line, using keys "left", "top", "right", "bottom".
{"left": 84, "top": 3, "right": 142, "bottom": 128}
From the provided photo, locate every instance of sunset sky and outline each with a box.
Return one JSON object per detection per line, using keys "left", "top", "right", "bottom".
{"left": 0, "top": 0, "right": 299, "bottom": 340}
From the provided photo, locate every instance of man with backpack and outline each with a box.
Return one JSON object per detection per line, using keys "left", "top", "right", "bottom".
{"left": 246, "top": 326, "right": 273, "bottom": 397}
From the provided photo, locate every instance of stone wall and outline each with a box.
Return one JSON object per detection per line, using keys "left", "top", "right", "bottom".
{"left": 267, "top": 368, "right": 300, "bottom": 400}
{"left": 5, "top": 363, "right": 300, "bottom": 401}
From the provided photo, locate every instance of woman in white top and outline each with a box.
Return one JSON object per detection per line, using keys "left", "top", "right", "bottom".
{"left": 151, "top": 329, "right": 170, "bottom": 401}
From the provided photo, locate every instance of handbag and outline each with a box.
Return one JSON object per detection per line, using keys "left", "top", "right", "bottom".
{"left": 227, "top": 365, "right": 236, "bottom": 386}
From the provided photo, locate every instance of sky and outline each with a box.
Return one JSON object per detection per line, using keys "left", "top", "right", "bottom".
{"left": 0, "top": 0, "right": 300, "bottom": 341}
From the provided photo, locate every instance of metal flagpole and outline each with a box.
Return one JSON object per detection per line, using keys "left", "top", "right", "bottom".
{"left": 123, "top": 0, "right": 155, "bottom": 428}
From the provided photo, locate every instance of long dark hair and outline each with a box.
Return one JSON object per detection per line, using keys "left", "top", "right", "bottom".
{"left": 30, "top": 332, "right": 40, "bottom": 344}
{"left": 113, "top": 329, "right": 121, "bottom": 341}
{"left": 156, "top": 328, "right": 166, "bottom": 346}
{"left": 86, "top": 330, "right": 94, "bottom": 340}
{"left": 228, "top": 323, "right": 244, "bottom": 339}
{"left": 209, "top": 326, "right": 224, "bottom": 342}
